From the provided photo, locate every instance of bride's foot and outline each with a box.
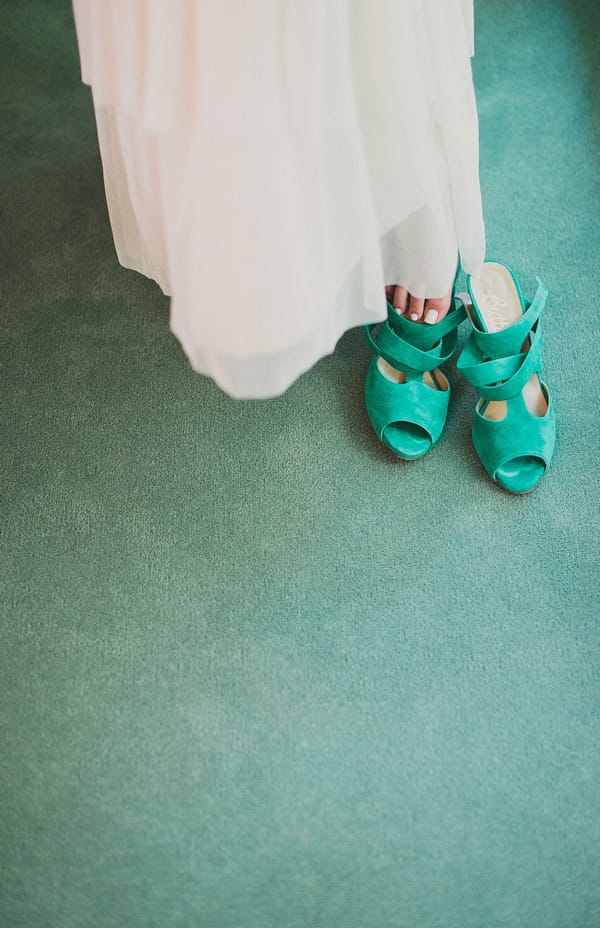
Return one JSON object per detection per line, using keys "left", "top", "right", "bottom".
{"left": 385, "top": 285, "right": 453, "bottom": 325}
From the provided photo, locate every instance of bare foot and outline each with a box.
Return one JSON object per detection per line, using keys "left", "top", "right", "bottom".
{"left": 385, "top": 285, "right": 452, "bottom": 325}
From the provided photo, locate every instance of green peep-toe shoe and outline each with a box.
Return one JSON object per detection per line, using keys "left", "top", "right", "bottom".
{"left": 457, "top": 260, "right": 556, "bottom": 493}
{"left": 364, "top": 298, "right": 466, "bottom": 459}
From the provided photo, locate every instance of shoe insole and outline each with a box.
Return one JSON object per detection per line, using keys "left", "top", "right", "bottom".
{"left": 468, "top": 262, "right": 547, "bottom": 421}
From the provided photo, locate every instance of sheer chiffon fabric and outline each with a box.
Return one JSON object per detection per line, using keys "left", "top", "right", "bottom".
{"left": 73, "top": 0, "right": 485, "bottom": 398}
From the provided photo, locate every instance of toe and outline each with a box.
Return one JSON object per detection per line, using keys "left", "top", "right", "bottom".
{"left": 407, "top": 295, "right": 425, "bottom": 322}
{"left": 423, "top": 289, "right": 453, "bottom": 325}
{"left": 392, "top": 286, "right": 408, "bottom": 315}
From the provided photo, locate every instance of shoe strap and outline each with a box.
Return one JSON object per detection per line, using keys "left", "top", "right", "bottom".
{"left": 366, "top": 321, "right": 458, "bottom": 373}
{"left": 365, "top": 300, "right": 466, "bottom": 373}
{"left": 469, "top": 277, "right": 547, "bottom": 359}
{"left": 458, "top": 321, "right": 544, "bottom": 401}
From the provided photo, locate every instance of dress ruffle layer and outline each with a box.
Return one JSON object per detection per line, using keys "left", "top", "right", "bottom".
{"left": 73, "top": 0, "right": 485, "bottom": 398}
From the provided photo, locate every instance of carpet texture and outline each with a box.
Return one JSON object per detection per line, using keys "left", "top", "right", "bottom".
{"left": 1, "top": 1, "right": 599, "bottom": 926}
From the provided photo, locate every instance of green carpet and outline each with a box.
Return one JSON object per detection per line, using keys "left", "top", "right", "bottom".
{"left": 1, "top": 1, "right": 599, "bottom": 926}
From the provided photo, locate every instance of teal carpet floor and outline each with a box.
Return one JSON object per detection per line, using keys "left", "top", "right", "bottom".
{"left": 1, "top": 2, "right": 599, "bottom": 926}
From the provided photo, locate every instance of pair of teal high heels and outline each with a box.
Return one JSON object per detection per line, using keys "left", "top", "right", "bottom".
{"left": 364, "top": 260, "right": 556, "bottom": 493}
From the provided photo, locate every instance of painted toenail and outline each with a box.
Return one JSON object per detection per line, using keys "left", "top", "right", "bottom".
{"left": 409, "top": 313, "right": 419, "bottom": 321}
{"left": 424, "top": 309, "right": 439, "bottom": 324}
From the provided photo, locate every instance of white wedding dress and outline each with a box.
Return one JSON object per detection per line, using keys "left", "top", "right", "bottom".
{"left": 73, "top": 0, "right": 485, "bottom": 398}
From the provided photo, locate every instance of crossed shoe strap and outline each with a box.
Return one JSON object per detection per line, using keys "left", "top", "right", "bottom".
{"left": 366, "top": 300, "right": 467, "bottom": 374}
{"left": 468, "top": 277, "right": 547, "bottom": 359}
{"left": 457, "top": 278, "right": 547, "bottom": 402}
